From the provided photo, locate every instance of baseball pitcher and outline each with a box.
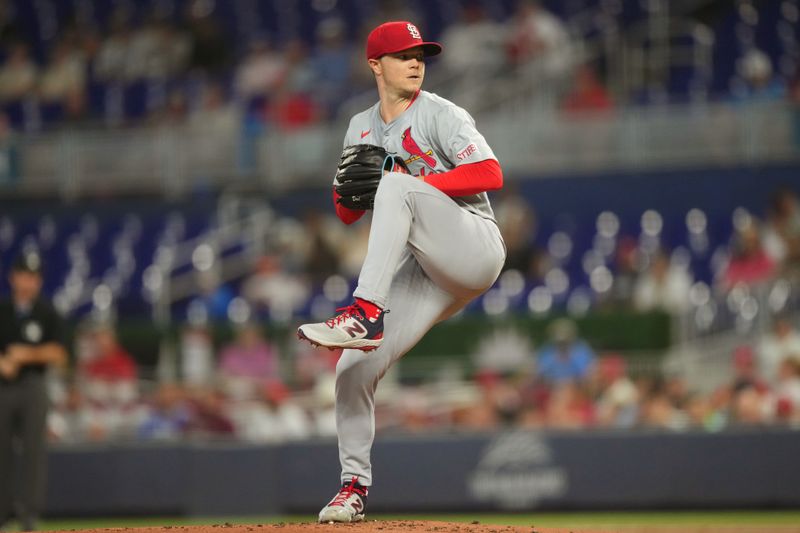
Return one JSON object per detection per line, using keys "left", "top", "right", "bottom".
{"left": 297, "top": 20, "right": 506, "bottom": 523}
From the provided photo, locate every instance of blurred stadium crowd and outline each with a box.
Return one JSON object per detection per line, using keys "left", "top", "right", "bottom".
{"left": 0, "top": 0, "right": 797, "bottom": 133}
{"left": 45, "top": 302, "right": 800, "bottom": 444}
{"left": 43, "top": 183, "right": 800, "bottom": 444}
{"left": 0, "top": 0, "right": 798, "bottom": 445}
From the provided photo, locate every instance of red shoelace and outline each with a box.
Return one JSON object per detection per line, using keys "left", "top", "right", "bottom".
{"left": 326, "top": 304, "right": 364, "bottom": 328}
{"left": 330, "top": 477, "right": 366, "bottom": 507}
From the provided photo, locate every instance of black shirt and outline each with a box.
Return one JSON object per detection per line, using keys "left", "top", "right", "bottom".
{"left": 0, "top": 297, "right": 66, "bottom": 382}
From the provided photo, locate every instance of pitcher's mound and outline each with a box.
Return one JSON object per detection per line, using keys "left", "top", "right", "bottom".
{"left": 46, "top": 522, "right": 800, "bottom": 533}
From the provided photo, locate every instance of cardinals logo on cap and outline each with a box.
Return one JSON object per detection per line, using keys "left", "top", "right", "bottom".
{"left": 406, "top": 23, "right": 421, "bottom": 40}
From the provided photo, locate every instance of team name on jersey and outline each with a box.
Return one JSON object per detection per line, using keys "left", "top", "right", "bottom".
{"left": 457, "top": 143, "right": 478, "bottom": 161}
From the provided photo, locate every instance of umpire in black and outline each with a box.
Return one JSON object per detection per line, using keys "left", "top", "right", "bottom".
{"left": 0, "top": 251, "right": 67, "bottom": 531}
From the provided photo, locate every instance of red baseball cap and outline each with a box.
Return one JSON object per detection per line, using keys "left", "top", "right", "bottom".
{"left": 366, "top": 21, "right": 442, "bottom": 60}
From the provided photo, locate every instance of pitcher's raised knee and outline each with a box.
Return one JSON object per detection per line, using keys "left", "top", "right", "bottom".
{"left": 375, "top": 171, "right": 417, "bottom": 197}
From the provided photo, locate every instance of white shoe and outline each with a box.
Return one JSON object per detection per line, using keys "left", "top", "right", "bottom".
{"left": 318, "top": 477, "right": 368, "bottom": 523}
{"left": 298, "top": 303, "right": 386, "bottom": 352}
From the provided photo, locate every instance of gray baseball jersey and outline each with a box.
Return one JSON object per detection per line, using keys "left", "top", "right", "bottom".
{"left": 332, "top": 90, "right": 506, "bottom": 488}
{"left": 340, "top": 90, "right": 497, "bottom": 221}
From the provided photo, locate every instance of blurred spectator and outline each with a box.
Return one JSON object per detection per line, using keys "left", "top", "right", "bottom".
{"left": 94, "top": 14, "right": 132, "bottom": 83}
{"left": 439, "top": 2, "right": 506, "bottom": 80}
{"left": 179, "top": 321, "right": 215, "bottom": 388}
{"left": 731, "top": 384, "right": 768, "bottom": 425}
{"left": 137, "top": 382, "right": 192, "bottom": 440}
{"left": 310, "top": 372, "right": 337, "bottom": 437}
{"left": 772, "top": 358, "right": 800, "bottom": 424}
{"left": 300, "top": 210, "right": 341, "bottom": 287}
{"left": 664, "top": 374, "right": 691, "bottom": 413}
{"left": 241, "top": 255, "right": 309, "bottom": 321}
{"left": 705, "top": 385, "right": 732, "bottom": 430}
{"left": 0, "top": 111, "right": 19, "bottom": 185}
{"left": 0, "top": 43, "right": 38, "bottom": 102}
{"left": 0, "top": 1, "right": 21, "bottom": 47}
{"left": 640, "top": 383, "right": 685, "bottom": 430}
{"left": 192, "top": 270, "right": 235, "bottom": 321}
{"left": 185, "top": 1, "right": 231, "bottom": 76}
{"left": 228, "top": 381, "right": 311, "bottom": 443}
{"left": 722, "top": 217, "right": 776, "bottom": 289}
{"left": 126, "top": 14, "right": 190, "bottom": 82}
{"left": 505, "top": 0, "right": 573, "bottom": 86}
{"left": 362, "top": 0, "right": 417, "bottom": 30}
{"left": 517, "top": 383, "right": 547, "bottom": 428}
{"left": 535, "top": 318, "right": 596, "bottom": 384}
{"left": 561, "top": 64, "right": 614, "bottom": 115}
{"left": 608, "top": 236, "right": 639, "bottom": 309}
{"left": 186, "top": 388, "right": 235, "bottom": 438}
{"left": 270, "top": 90, "right": 318, "bottom": 131}
{"left": 347, "top": 22, "right": 382, "bottom": 94}
{"left": 592, "top": 354, "right": 639, "bottom": 428}
{"left": 150, "top": 87, "right": 189, "bottom": 125}
{"left": 38, "top": 41, "right": 87, "bottom": 108}
{"left": 234, "top": 38, "right": 285, "bottom": 101}
{"left": 311, "top": 18, "right": 355, "bottom": 119}
{"left": 189, "top": 82, "right": 237, "bottom": 134}
{"left": 472, "top": 328, "right": 534, "bottom": 376}
{"left": 159, "top": 21, "right": 192, "bottom": 79}
{"left": 81, "top": 322, "right": 137, "bottom": 383}
{"left": 544, "top": 382, "right": 593, "bottom": 429}
{"left": 270, "top": 40, "right": 320, "bottom": 130}
{"left": 684, "top": 392, "right": 714, "bottom": 430}
{"left": 217, "top": 323, "right": 281, "bottom": 399}
{"left": 494, "top": 186, "right": 545, "bottom": 279}
{"left": 762, "top": 186, "right": 800, "bottom": 274}
{"left": 279, "top": 39, "right": 316, "bottom": 94}
{"left": 291, "top": 341, "right": 339, "bottom": 392}
{"left": 474, "top": 371, "right": 522, "bottom": 427}
{"left": 448, "top": 376, "right": 503, "bottom": 431}
{"left": 733, "top": 48, "right": 786, "bottom": 103}
{"left": 47, "top": 384, "right": 98, "bottom": 443}
{"left": 337, "top": 221, "right": 371, "bottom": 279}
{"left": 393, "top": 385, "right": 437, "bottom": 433}
{"left": 126, "top": 14, "right": 165, "bottom": 81}
{"left": 65, "top": 23, "right": 102, "bottom": 65}
{"left": 731, "top": 345, "right": 767, "bottom": 394}
{"left": 632, "top": 249, "right": 692, "bottom": 315}
{"left": 187, "top": 82, "right": 239, "bottom": 171}
{"left": 757, "top": 316, "right": 800, "bottom": 385}
{"left": 76, "top": 322, "right": 142, "bottom": 440}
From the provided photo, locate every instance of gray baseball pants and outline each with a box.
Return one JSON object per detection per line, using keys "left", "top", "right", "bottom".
{"left": 341, "top": 172, "right": 505, "bottom": 486}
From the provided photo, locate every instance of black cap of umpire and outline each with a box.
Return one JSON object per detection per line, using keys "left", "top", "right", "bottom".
{"left": 12, "top": 251, "right": 44, "bottom": 275}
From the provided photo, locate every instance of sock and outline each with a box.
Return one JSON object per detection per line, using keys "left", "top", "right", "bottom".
{"left": 355, "top": 297, "right": 383, "bottom": 321}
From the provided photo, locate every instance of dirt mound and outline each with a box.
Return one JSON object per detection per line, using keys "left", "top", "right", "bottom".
{"left": 47, "top": 521, "right": 800, "bottom": 533}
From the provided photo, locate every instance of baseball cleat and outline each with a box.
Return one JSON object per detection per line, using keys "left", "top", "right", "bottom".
{"left": 297, "top": 303, "right": 386, "bottom": 351}
{"left": 318, "top": 477, "right": 368, "bottom": 523}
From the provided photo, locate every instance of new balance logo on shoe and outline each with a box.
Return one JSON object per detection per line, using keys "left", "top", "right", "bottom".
{"left": 297, "top": 303, "right": 387, "bottom": 352}
{"left": 343, "top": 322, "right": 367, "bottom": 338}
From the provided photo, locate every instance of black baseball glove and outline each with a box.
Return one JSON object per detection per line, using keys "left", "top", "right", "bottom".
{"left": 334, "top": 144, "right": 409, "bottom": 210}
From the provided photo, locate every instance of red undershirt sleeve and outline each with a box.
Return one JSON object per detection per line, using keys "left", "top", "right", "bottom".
{"left": 422, "top": 159, "right": 503, "bottom": 197}
{"left": 333, "top": 187, "right": 366, "bottom": 225}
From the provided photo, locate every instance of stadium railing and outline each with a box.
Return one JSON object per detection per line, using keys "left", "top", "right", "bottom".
{"left": 4, "top": 100, "right": 797, "bottom": 198}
